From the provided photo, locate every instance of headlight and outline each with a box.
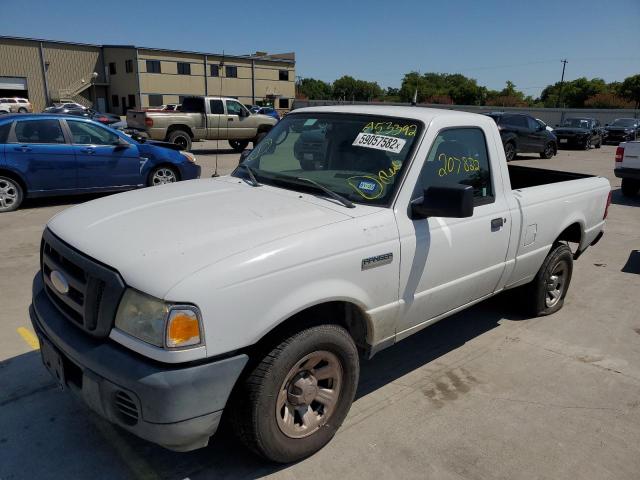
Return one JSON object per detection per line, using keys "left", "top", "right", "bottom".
{"left": 179, "top": 151, "right": 197, "bottom": 163}
{"left": 115, "top": 289, "right": 202, "bottom": 349}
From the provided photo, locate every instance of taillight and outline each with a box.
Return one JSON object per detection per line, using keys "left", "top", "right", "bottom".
{"left": 615, "top": 146, "right": 624, "bottom": 162}
{"left": 145, "top": 117, "right": 154, "bottom": 127}
{"left": 603, "top": 190, "right": 612, "bottom": 219}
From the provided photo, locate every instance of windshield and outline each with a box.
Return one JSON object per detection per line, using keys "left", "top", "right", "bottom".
{"left": 233, "top": 113, "right": 423, "bottom": 206}
{"left": 611, "top": 119, "right": 636, "bottom": 127}
{"left": 562, "top": 118, "right": 591, "bottom": 128}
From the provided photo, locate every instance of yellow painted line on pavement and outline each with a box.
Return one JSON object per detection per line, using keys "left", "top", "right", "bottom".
{"left": 17, "top": 327, "right": 40, "bottom": 350}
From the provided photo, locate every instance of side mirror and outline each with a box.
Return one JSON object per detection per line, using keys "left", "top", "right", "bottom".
{"left": 239, "top": 108, "right": 249, "bottom": 118}
{"left": 411, "top": 184, "right": 474, "bottom": 220}
{"left": 537, "top": 124, "right": 545, "bottom": 132}
{"left": 239, "top": 148, "right": 252, "bottom": 164}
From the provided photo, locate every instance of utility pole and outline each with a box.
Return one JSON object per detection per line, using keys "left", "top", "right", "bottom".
{"left": 556, "top": 59, "right": 568, "bottom": 108}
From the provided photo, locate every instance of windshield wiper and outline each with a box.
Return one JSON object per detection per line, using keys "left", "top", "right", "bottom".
{"left": 237, "top": 163, "right": 260, "bottom": 187}
{"left": 294, "top": 177, "right": 355, "bottom": 209}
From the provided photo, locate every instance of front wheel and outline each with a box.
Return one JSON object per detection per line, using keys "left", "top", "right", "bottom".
{"left": 524, "top": 243, "right": 573, "bottom": 316}
{"left": 583, "top": 137, "right": 592, "bottom": 150}
{"left": 540, "top": 142, "right": 555, "bottom": 159}
{"left": 148, "top": 166, "right": 178, "bottom": 186}
{"left": 0, "top": 176, "right": 24, "bottom": 212}
{"left": 504, "top": 142, "right": 516, "bottom": 161}
{"left": 595, "top": 137, "right": 602, "bottom": 149}
{"left": 231, "top": 324, "right": 359, "bottom": 463}
{"left": 229, "top": 140, "right": 249, "bottom": 152}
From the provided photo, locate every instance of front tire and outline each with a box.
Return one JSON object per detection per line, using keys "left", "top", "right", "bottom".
{"left": 148, "top": 166, "right": 178, "bottom": 186}
{"left": 504, "top": 141, "right": 516, "bottom": 162}
{"left": 229, "top": 140, "right": 249, "bottom": 152}
{"left": 231, "top": 324, "right": 359, "bottom": 463}
{"left": 524, "top": 243, "right": 573, "bottom": 316}
{"left": 621, "top": 178, "right": 640, "bottom": 197}
{"left": 0, "top": 176, "right": 24, "bottom": 212}
{"left": 583, "top": 137, "right": 592, "bottom": 150}
{"left": 540, "top": 142, "right": 555, "bottom": 159}
{"left": 167, "top": 130, "right": 192, "bottom": 151}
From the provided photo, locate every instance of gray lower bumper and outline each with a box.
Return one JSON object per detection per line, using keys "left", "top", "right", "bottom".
{"left": 30, "top": 273, "right": 248, "bottom": 452}
{"left": 615, "top": 168, "right": 640, "bottom": 180}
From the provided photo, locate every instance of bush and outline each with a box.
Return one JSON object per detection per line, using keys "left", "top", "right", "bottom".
{"left": 584, "top": 93, "right": 634, "bottom": 109}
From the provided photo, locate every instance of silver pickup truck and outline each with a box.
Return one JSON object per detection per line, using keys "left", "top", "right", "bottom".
{"left": 127, "top": 96, "right": 278, "bottom": 152}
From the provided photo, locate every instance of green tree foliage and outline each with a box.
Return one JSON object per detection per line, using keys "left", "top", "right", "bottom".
{"left": 332, "top": 75, "right": 382, "bottom": 101}
{"left": 584, "top": 93, "right": 633, "bottom": 109}
{"left": 619, "top": 74, "right": 640, "bottom": 109}
{"left": 539, "top": 77, "right": 608, "bottom": 108}
{"left": 399, "top": 72, "right": 492, "bottom": 105}
{"left": 297, "top": 78, "right": 333, "bottom": 100}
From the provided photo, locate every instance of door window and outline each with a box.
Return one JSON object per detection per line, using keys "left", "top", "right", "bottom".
{"left": 14, "top": 120, "right": 65, "bottom": 144}
{"left": 413, "top": 128, "right": 493, "bottom": 205}
{"left": 209, "top": 99, "right": 224, "bottom": 114}
{"left": 502, "top": 115, "right": 527, "bottom": 128}
{"left": 527, "top": 117, "right": 541, "bottom": 130}
{"left": 67, "top": 120, "right": 121, "bottom": 145}
{"left": 226, "top": 100, "right": 243, "bottom": 116}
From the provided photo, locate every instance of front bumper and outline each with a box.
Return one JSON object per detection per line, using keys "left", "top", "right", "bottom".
{"left": 30, "top": 273, "right": 247, "bottom": 451}
{"left": 615, "top": 168, "right": 640, "bottom": 180}
{"left": 180, "top": 162, "right": 201, "bottom": 180}
{"left": 556, "top": 135, "right": 589, "bottom": 147}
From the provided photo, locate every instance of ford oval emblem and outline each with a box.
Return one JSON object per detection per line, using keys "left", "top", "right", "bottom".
{"left": 50, "top": 270, "right": 69, "bottom": 295}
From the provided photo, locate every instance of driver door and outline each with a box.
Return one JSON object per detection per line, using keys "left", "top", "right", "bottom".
{"left": 64, "top": 119, "right": 142, "bottom": 189}
{"left": 225, "top": 100, "right": 255, "bottom": 140}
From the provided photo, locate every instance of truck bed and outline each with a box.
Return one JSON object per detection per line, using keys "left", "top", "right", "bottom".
{"left": 508, "top": 164, "right": 592, "bottom": 190}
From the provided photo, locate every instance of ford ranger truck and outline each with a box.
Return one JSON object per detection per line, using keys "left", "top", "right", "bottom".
{"left": 126, "top": 96, "right": 278, "bottom": 152}
{"left": 31, "top": 106, "right": 610, "bottom": 463}
{"left": 615, "top": 141, "right": 640, "bottom": 196}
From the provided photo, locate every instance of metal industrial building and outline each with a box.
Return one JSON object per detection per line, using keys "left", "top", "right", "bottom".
{"left": 0, "top": 36, "right": 295, "bottom": 114}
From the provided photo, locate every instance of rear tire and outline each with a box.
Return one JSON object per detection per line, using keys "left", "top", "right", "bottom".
{"left": 504, "top": 142, "right": 516, "bottom": 162}
{"left": 540, "top": 142, "right": 555, "bottom": 159}
{"left": 621, "top": 178, "right": 640, "bottom": 197}
{"left": 230, "top": 324, "right": 359, "bottom": 463}
{"left": 595, "top": 138, "right": 602, "bottom": 149}
{"left": 523, "top": 243, "right": 573, "bottom": 316}
{"left": 229, "top": 140, "right": 249, "bottom": 152}
{"left": 0, "top": 176, "right": 24, "bottom": 212}
{"left": 167, "top": 130, "right": 192, "bottom": 151}
{"left": 18, "top": 107, "right": 27, "bottom": 113}
{"left": 583, "top": 137, "right": 592, "bottom": 150}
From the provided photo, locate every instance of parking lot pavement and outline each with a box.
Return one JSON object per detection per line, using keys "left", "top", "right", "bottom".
{"left": 1, "top": 145, "right": 639, "bottom": 479}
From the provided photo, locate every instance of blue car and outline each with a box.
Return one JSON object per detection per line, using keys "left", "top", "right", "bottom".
{"left": 0, "top": 114, "right": 201, "bottom": 212}
{"left": 256, "top": 107, "right": 280, "bottom": 121}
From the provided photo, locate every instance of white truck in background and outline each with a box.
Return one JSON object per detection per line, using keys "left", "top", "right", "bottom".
{"left": 31, "top": 105, "right": 610, "bottom": 463}
{"left": 615, "top": 141, "right": 640, "bottom": 196}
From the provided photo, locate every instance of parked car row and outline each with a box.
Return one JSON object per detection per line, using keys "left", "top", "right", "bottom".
{"left": 44, "top": 103, "right": 121, "bottom": 125}
{"left": 484, "top": 112, "right": 558, "bottom": 161}
{"left": 0, "top": 114, "right": 201, "bottom": 212}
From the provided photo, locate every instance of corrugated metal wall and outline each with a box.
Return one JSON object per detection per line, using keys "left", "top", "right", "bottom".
{"left": 0, "top": 39, "right": 46, "bottom": 110}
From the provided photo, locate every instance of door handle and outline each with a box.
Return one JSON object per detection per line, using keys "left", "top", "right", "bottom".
{"left": 14, "top": 145, "right": 32, "bottom": 152}
{"left": 80, "top": 148, "right": 95, "bottom": 155}
{"left": 491, "top": 217, "right": 505, "bottom": 230}
{"left": 227, "top": 117, "right": 234, "bottom": 121}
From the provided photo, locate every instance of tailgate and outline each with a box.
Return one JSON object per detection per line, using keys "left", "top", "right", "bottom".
{"left": 620, "top": 141, "right": 640, "bottom": 170}
{"left": 126, "top": 110, "right": 148, "bottom": 130}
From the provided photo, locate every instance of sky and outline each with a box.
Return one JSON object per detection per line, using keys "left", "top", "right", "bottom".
{"left": 2, "top": 0, "right": 639, "bottom": 97}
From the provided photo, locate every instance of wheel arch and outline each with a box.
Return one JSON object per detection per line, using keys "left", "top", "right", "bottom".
{"left": 165, "top": 124, "right": 194, "bottom": 140}
{"left": 257, "top": 123, "right": 274, "bottom": 134}
{"left": 0, "top": 168, "right": 29, "bottom": 195}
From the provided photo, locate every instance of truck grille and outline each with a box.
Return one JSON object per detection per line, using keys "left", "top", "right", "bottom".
{"left": 41, "top": 229, "right": 126, "bottom": 338}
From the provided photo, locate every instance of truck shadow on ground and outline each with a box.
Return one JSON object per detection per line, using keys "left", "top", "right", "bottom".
{"left": 1, "top": 293, "right": 529, "bottom": 479}
{"left": 610, "top": 187, "right": 640, "bottom": 207}
{"left": 19, "top": 193, "right": 115, "bottom": 211}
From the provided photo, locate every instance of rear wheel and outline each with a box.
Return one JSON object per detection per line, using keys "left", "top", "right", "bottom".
{"left": 167, "top": 130, "right": 192, "bottom": 151}
{"left": 621, "top": 178, "right": 640, "bottom": 197}
{"left": 148, "top": 166, "right": 178, "bottom": 186}
{"left": 18, "top": 107, "right": 27, "bottom": 113}
{"left": 504, "top": 142, "right": 516, "bottom": 161}
{"left": 231, "top": 324, "right": 359, "bottom": 463}
{"left": 540, "top": 142, "right": 555, "bottom": 159}
{"left": 523, "top": 243, "right": 573, "bottom": 316}
{"left": 229, "top": 140, "right": 249, "bottom": 152}
{"left": 0, "top": 176, "right": 24, "bottom": 212}
{"left": 583, "top": 137, "right": 592, "bottom": 150}
{"left": 595, "top": 137, "right": 602, "bottom": 149}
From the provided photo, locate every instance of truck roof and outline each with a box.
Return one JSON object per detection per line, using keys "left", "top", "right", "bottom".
{"left": 292, "top": 104, "right": 489, "bottom": 124}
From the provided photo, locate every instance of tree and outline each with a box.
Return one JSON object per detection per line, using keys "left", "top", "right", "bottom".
{"left": 540, "top": 77, "right": 608, "bottom": 108}
{"left": 620, "top": 74, "right": 640, "bottom": 109}
{"left": 332, "top": 76, "right": 382, "bottom": 101}
{"left": 398, "top": 72, "right": 483, "bottom": 105}
{"left": 297, "top": 78, "right": 332, "bottom": 100}
{"left": 584, "top": 93, "right": 633, "bottom": 109}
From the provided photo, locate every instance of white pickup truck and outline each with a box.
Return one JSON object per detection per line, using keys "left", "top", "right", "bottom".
{"left": 30, "top": 105, "right": 610, "bottom": 463}
{"left": 615, "top": 141, "right": 640, "bottom": 196}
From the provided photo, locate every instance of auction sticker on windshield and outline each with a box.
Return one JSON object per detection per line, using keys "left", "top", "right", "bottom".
{"left": 352, "top": 132, "right": 406, "bottom": 153}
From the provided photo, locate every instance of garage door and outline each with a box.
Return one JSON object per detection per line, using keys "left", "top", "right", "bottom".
{"left": 0, "top": 77, "right": 27, "bottom": 90}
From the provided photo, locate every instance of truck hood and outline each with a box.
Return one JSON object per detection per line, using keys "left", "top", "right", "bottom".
{"left": 47, "top": 179, "right": 352, "bottom": 298}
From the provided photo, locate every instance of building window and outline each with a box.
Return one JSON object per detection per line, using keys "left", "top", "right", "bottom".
{"left": 109, "top": 62, "right": 116, "bottom": 75}
{"left": 125, "top": 59, "right": 134, "bottom": 73}
{"left": 278, "top": 98, "right": 289, "bottom": 109}
{"left": 148, "top": 94, "right": 163, "bottom": 107}
{"left": 177, "top": 62, "right": 191, "bottom": 75}
{"left": 279, "top": 70, "right": 289, "bottom": 81}
{"left": 226, "top": 66, "right": 238, "bottom": 78}
{"left": 128, "top": 94, "right": 136, "bottom": 108}
{"left": 111, "top": 95, "right": 119, "bottom": 107}
{"left": 210, "top": 64, "right": 220, "bottom": 77}
{"left": 146, "top": 60, "right": 161, "bottom": 73}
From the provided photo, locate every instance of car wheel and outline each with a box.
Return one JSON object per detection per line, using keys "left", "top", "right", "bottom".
{"left": 148, "top": 166, "right": 178, "bottom": 186}
{"left": 583, "top": 137, "right": 591, "bottom": 150}
{"left": 621, "top": 178, "right": 640, "bottom": 197}
{"left": 253, "top": 132, "right": 267, "bottom": 147}
{"left": 0, "top": 176, "right": 24, "bottom": 212}
{"left": 229, "top": 140, "right": 249, "bottom": 152}
{"left": 504, "top": 142, "right": 516, "bottom": 161}
{"left": 167, "top": 130, "right": 192, "bottom": 151}
{"left": 18, "top": 107, "right": 27, "bottom": 113}
{"left": 231, "top": 324, "right": 359, "bottom": 463}
{"left": 540, "top": 142, "right": 555, "bottom": 159}
{"left": 524, "top": 243, "right": 573, "bottom": 316}
{"left": 595, "top": 138, "right": 602, "bottom": 149}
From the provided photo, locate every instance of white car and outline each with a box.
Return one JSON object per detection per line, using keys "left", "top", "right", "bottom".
{"left": 0, "top": 97, "right": 32, "bottom": 113}
{"left": 30, "top": 105, "right": 610, "bottom": 462}
{"left": 615, "top": 140, "right": 640, "bottom": 196}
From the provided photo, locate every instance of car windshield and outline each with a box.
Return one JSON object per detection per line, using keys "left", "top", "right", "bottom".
{"left": 611, "top": 119, "right": 636, "bottom": 127}
{"left": 232, "top": 113, "right": 422, "bottom": 206}
{"left": 562, "top": 118, "right": 591, "bottom": 128}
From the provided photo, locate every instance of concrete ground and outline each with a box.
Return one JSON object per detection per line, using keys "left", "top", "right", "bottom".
{"left": 1, "top": 142, "right": 639, "bottom": 480}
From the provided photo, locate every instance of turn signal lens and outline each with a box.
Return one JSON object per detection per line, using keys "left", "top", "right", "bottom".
{"left": 615, "top": 146, "right": 624, "bottom": 163}
{"left": 166, "top": 309, "right": 201, "bottom": 348}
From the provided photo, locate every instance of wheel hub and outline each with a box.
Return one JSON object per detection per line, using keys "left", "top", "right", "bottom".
{"left": 288, "top": 373, "right": 318, "bottom": 406}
